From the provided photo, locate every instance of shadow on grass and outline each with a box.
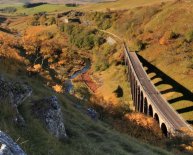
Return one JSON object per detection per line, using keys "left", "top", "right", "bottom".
{"left": 17, "top": 47, "right": 61, "bottom": 84}
{"left": 187, "top": 120, "right": 193, "bottom": 124}
{"left": 137, "top": 54, "right": 193, "bottom": 115}
{"left": 23, "top": 2, "right": 48, "bottom": 8}
{"left": 0, "top": 16, "right": 7, "bottom": 23}
{"left": 0, "top": 27, "right": 12, "bottom": 34}
{"left": 177, "top": 106, "right": 193, "bottom": 114}
{"left": 113, "top": 85, "right": 123, "bottom": 98}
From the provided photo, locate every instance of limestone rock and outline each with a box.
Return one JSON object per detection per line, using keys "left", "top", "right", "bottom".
{"left": 0, "top": 77, "right": 32, "bottom": 106}
{"left": 0, "top": 77, "right": 32, "bottom": 126}
{"left": 107, "top": 37, "right": 116, "bottom": 45}
{"left": 32, "top": 96, "right": 67, "bottom": 140}
{"left": 0, "top": 131, "right": 26, "bottom": 155}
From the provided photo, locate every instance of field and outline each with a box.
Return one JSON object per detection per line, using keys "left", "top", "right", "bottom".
{"left": 0, "top": 0, "right": 172, "bottom": 15}
{"left": 78, "top": 0, "right": 172, "bottom": 11}
{"left": 0, "top": 3, "right": 74, "bottom": 15}
{"left": 0, "top": 0, "right": 116, "bottom": 4}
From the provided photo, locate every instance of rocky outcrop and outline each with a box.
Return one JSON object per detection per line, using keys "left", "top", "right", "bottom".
{"left": 32, "top": 96, "right": 67, "bottom": 140}
{"left": 0, "top": 77, "right": 32, "bottom": 106}
{"left": 0, "top": 76, "right": 32, "bottom": 126}
{"left": 0, "top": 130, "right": 26, "bottom": 155}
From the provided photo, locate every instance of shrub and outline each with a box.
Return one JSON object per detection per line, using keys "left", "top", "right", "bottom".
{"left": 0, "top": 7, "right": 17, "bottom": 13}
{"left": 61, "top": 24, "right": 105, "bottom": 49}
{"left": 48, "top": 17, "right": 56, "bottom": 25}
{"left": 60, "top": 24, "right": 74, "bottom": 34}
{"left": 30, "top": 20, "right": 40, "bottom": 26}
{"left": 185, "top": 30, "right": 193, "bottom": 42}
{"left": 94, "top": 65, "right": 100, "bottom": 71}
{"left": 169, "top": 31, "right": 179, "bottom": 39}
{"left": 100, "top": 19, "right": 111, "bottom": 30}
{"left": 91, "top": 12, "right": 114, "bottom": 30}
{"left": 39, "top": 15, "right": 47, "bottom": 25}
{"left": 129, "top": 39, "right": 145, "bottom": 52}
{"left": 93, "top": 44, "right": 117, "bottom": 71}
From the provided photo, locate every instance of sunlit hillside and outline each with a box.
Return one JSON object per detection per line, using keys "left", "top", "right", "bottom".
{"left": 0, "top": 0, "right": 193, "bottom": 154}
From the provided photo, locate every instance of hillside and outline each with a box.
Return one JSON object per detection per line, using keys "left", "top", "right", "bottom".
{"left": 109, "top": 0, "right": 193, "bottom": 123}
{"left": 0, "top": 30, "right": 172, "bottom": 154}
{"left": 79, "top": 0, "right": 171, "bottom": 11}
{"left": 0, "top": 0, "right": 193, "bottom": 154}
{"left": 0, "top": 0, "right": 115, "bottom": 4}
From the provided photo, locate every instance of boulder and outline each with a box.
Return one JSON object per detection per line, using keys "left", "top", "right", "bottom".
{"left": 0, "top": 131, "right": 26, "bottom": 155}
{"left": 32, "top": 96, "right": 67, "bottom": 140}
{"left": 0, "top": 77, "right": 32, "bottom": 126}
{"left": 106, "top": 37, "right": 116, "bottom": 45}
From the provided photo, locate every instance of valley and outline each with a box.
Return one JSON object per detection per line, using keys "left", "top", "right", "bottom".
{"left": 0, "top": 0, "right": 193, "bottom": 154}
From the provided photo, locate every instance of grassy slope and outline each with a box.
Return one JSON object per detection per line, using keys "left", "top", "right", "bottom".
{"left": 80, "top": 0, "right": 193, "bottom": 123}
{"left": 0, "top": 0, "right": 115, "bottom": 4}
{"left": 0, "top": 0, "right": 172, "bottom": 15}
{"left": 16, "top": 4, "right": 72, "bottom": 15}
{"left": 0, "top": 0, "right": 191, "bottom": 154}
{"left": 0, "top": 3, "right": 74, "bottom": 15}
{"left": 78, "top": 0, "right": 171, "bottom": 11}
{"left": 139, "top": 1, "right": 193, "bottom": 122}
{"left": 101, "top": 1, "right": 193, "bottom": 123}
{"left": 0, "top": 31, "right": 171, "bottom": 155}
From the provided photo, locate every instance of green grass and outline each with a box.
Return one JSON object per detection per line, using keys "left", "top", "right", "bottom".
{"left": 0, "top": 0, "right": 171, "bottom": 15}
{"left": 0, "top": 3, "right": 22, "bottom": 9}
{"left": 0, "top": 3, "right": 75, "bottom": 15}
{"left": 78, "top": 0, "right": 171, "bottom": 11}
{"left": 144, "top": 1, "right": 193, "bottom": 33}
{"left": 16, "top": 4, "right": 72, "bottom": 15}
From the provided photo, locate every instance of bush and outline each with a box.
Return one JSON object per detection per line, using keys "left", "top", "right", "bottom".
{"left": 129, "top": 39, "right": 145, "bottom": 52}
{"left": 93, "top": 44, "right": 117, "bottom": 71}
{"left": 91, "top": 12, "right": 114, "bottom": 30}
{"left": 101, "top": 19, "right": 111, "bottom": 30}
{"left": 185, "top": 30, "right": 193, "bottom": 42}
{"left": 169, "top": 31, "right": 179, "bottom": 39}
{"left": 61, "top": 24, "right": 105, "bottom": 49}
{"left": 48, "top": 17, "right": 56, "bottom": 25}
{"left": 30, "top": 20, "right": 40, "bottom": 26}
{"left": 23, "top": 2, "right": 47, "bottom": 8}
{"left": 0, "top": 7, "right": 17, "bottom": 13}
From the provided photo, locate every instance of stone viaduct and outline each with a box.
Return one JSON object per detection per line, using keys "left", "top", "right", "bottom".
{"left": 124, "top": 43, "right": 193, "bottom": 136}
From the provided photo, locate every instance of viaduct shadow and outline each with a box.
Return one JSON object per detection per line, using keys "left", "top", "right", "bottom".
{"left": 137, "top": 54, "right": 193, "bottom": 124}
